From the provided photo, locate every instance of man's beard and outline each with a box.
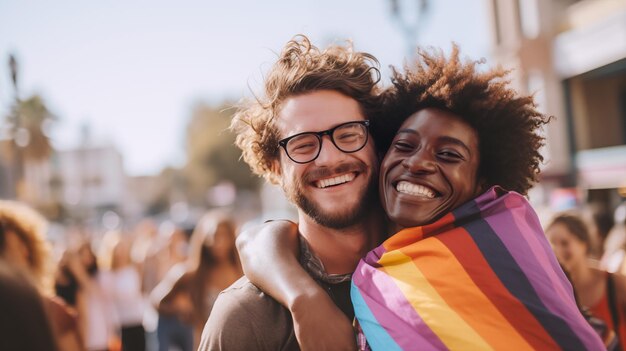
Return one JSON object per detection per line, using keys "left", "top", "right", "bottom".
{"left": 285, "top": 161, "right": 378, "bottom": 230}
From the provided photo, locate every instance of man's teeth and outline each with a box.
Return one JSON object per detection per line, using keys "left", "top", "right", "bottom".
{"left": 316, "top": 174, "right": 356, "bottom": 188}
{"left": 396, "top": 181, "right": 436, "bottom": 198}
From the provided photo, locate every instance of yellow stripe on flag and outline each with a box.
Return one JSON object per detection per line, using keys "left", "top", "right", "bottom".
{"left": 379, "top": 249, "right": 493, "bottom": 351}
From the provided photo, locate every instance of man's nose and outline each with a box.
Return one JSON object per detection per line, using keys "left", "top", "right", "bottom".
{"left": 314, "top": 135, "right": 347, "bottom": 166}
{"left": 402, "top": 149, "right": 437, "bottom": 174}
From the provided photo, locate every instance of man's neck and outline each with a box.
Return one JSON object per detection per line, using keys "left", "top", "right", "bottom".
{"left": 297, "top": 209, "right": 386, "bottom": 275}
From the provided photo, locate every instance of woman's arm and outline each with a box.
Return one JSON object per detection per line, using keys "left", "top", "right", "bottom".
{"left": 237, "top": 221, "right": 357, "bottom": 351}
{"left": 237, "top": 221, "right": 309, "bottom": 309}
{"left": 150, "top": 266, "right": 193, "bottom": 321}
{"left": 64, "top": 252, "right": 92, "bottom": 292}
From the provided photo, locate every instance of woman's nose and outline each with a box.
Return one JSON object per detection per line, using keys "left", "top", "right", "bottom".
{"left": 402, "top": 149, "right": 437, "bottom": 174}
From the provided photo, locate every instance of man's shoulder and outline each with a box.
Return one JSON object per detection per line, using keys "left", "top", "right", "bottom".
{"left": 220, "top": 276, "right": 273, "bottom": 301}
{"left": 199, "top": 276, "right": 299, "bottom": 351}
{"left": 211, "top": 276, "right": 287, "bottom": 316}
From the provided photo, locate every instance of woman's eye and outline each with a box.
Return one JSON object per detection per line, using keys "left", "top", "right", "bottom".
{"left": 438, "top": 151, "right": 462, "bottom": 160}
{"left": 393, "top": 141, "right": 413, "bottom": 151}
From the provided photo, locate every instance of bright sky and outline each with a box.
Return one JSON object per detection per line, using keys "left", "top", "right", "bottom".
{"left": 0, "top": 0, "right": 490, "bottom": 176}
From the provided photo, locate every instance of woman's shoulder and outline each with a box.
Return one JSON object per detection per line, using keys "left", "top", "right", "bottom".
{"left": 44, "top": 295, "right": 78, "bottom": 333}
{"left": 586, "top": 266, "right": 611, "bottom": 287}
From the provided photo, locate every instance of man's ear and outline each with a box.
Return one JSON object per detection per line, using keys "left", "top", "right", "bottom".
{"left": 270, "top": 159, "right": 282, "bottom": 185}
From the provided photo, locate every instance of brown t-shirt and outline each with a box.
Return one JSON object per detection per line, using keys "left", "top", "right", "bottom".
{"left": 198, "top": 238, "right": 354, "bottom": 351}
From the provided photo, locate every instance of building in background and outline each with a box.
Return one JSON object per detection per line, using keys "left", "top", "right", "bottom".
{"left": 486, "top": 0, "right": 626, "bottom": 215}
{"left": 54, "top": 142, "right": 127, "bottom": 226}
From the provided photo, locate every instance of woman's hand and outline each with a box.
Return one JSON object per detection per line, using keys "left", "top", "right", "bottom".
{"left": 238, "top": 220, "right": 356, "bottom": 349}
{"left": 290, "top": 289, "right": 356, "bottom": 351}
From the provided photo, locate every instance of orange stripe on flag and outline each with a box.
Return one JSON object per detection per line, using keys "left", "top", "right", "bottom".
{"left": 403, "top": 233, "right": 534, "bottom": 350}
{"left": 437, "top": 227, "right": 560, "bottom": 350}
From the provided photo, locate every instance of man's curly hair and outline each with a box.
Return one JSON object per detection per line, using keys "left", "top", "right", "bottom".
{"left": 378, "top": 45, "right": 550, "bottom": 195}
{"left": 231, "top": 35, "right": 382, "bottom": 184}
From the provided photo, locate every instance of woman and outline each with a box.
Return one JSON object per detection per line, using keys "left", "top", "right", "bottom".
{"left": 548, "top": 213, "right": 626, "bottom": 350}
{"left": 0, "top": 257, "right": 59, "bottom": 351}
{"left": 150, "top": 213, "right": 242, "bottom": 351}
{"left": 64, "top": 242, "right": 118, "bottom": 351}
{"left": 0, "top": 200, "right": 83, "bottom": 351}
{"left": 99, "top": 232, "right": 146, "bottom": 351}
{"left": 237, "top": 46, "right": 604, "bottom": 350}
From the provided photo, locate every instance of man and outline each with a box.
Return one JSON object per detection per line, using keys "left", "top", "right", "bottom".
{"left": 199, "top": 35, "right": 386, "bottom": 350}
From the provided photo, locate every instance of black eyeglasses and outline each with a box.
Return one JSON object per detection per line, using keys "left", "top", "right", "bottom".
{"left": 278, "top": 120, "right": 370, "bottom": 164}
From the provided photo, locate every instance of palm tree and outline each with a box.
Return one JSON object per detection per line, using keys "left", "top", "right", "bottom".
{"left": 4, "top": 95, "right": 56, "bottom": 203}
{"left": 10, "top": 95, "right": 55, "bottom": 161}
{"left": 4, "top": 55, "right": 56, "bottom": 203}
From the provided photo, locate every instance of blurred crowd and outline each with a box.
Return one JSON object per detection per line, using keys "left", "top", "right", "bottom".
{"left": 0, "top": 200, "right": 242, "bottom": 351}
{"left": 545, "top": 202, "right": 626, "bottom": 347}
{"left": 1, "top": 197, "right": 626, "bottom": 350}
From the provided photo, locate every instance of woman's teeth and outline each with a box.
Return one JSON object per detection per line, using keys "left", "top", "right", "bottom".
{"left": 316, "top": 174, "right": 355, "bottom": 188}
{"left": 396, "top": 181, "right": 436, "bottom": 198}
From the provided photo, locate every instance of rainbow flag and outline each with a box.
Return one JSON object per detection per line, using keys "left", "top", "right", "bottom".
{"left": 352, "top": 187, "right": 604, "bottom": 350}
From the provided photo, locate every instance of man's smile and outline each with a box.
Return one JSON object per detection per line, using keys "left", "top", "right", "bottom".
{"left": 314, "top": 172, "right": 358, "bottom": 189}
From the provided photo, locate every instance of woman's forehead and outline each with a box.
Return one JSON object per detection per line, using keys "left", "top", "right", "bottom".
{"left": 399, "top": 108, "right": 479, "bottom": 150}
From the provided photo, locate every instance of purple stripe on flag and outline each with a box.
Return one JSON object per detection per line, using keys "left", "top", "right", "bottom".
{"left": 478, "top": 192, "right": 604, "bottom": 350}
{"left": 362, "top": 245, "right": 388, "bottom": 269}
{"left": 353, "top": 262, "right": 447, "bottom": 350}
{"left": 477, "top": 194, "right": 573, "bottom": 303}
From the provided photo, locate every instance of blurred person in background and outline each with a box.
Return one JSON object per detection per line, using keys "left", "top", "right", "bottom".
{"left": 144, "top": 222, "right": 190, "bottom": 292}
{"left": 151, "top": 212, "right": 241, "bottom": 351}
{"left": 55, "top": 227, "right": 85, "bottom": 308}
{"left": 60, "top": 241, "right": 118, "bottom": 351}
{"left": 0, "top": 200, "right": 83, "bottom": 351}
{"left": 129, "top": 219, "right": 159, "bottom": 293}
{"left": 592, "top": 204, "right": 616, "bottom": 257}
{"left": 129, "top": 219, "right": 162, "bottom": 351}
{"left": 128, "top": 220, "right": 189, "bottom": 351}
{"left": 603, "top": 203, "right": 626, "bottom": 273}
{"left": 162, "top": 224, "right": 190, "bottom": 275}
{"left": 0, "top": 257, "right": 59, "bottom": 351}
{"left": 561, "top": 265, "right": 620, "bottom": 350}
{"left": 100, "top": 231, "right": 146, "bottom": 351}
{"left": 547, "top": 213, "right": 626, "bottom": 350}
